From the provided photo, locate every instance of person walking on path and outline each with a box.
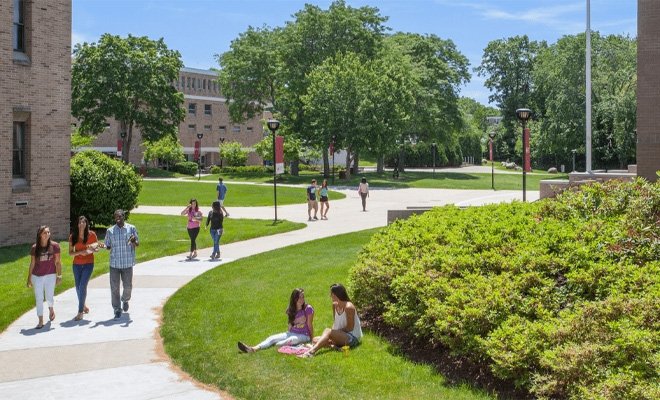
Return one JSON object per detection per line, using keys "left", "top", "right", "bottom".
{"left": 299, "top": 283, "right": 362, "bottom": 358}
{"left": 105, "top": 209, "right": 139, "bottom": 319}
{"left": 307, "top": 179, "right": 319, "bottom": 221}
{"left": 27, "top": 225, "right": 62, "bottom": 329}
{"left": 181, "top": 199, "right": 202, "bottom": 260}
{"left": 206, "top": 200, "right": 224, "bottom": 260}
{"left": 68, "top": 215, "right": 104, "bottom": 321}
{"left": 238, "top": 288, "right": 314, "bottom": 353}
{"left": 319, "top": 179, "right": 330, "bottom": 219}
{"left": 216, "top": 177, "right": 230, "bottom": 217}
{"left": 358, "top": 177, "right": 370, "bottom": 211}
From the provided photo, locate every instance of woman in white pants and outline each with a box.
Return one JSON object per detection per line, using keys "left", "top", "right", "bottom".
{"left": 27, "top": 226, "right": 62, "bottom": 329}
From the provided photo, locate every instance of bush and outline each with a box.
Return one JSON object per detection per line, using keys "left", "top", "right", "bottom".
{"left": 219, "top": 141, "right": 248, "bottom": 167}
{"left": 70, "top": 150, "right": 141, "bottom": 227}
{"left": 213, "top": 165, "right": 270, "bottom": 174}
{"left": 350, "top": 178, "right": 660, "bottom": 399}
{"left": 174, "top": 161, "right": 199, "bottom": 176}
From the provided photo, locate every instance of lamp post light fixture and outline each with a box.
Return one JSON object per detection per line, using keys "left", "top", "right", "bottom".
{"left": 488, "top": 131, "right": 496, "bottom": 190}
{"left": 515, "top": 108, "right": 532, "bottom": 202}
{"left": 571, "top": 149, "right": 577, "bottom": 172}
{"left": 267, "top": 119, "right": 280, "bottom": 222}
{"left": 196, "top": 132, "right": 203, "bottom": 181}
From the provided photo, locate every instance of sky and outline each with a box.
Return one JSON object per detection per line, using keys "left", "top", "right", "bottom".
{"left": 72, "top": 0, "right": 637, "bottom": 105}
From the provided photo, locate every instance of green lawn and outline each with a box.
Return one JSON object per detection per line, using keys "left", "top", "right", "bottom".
{"left": 0, "top": 214, "right": 304, "bottom": 332}
{"left": 139, "top": 180, "right": 345, "bottom": 206}
{"left": 199, "top": 170, "right": 567, "bottom": 190}
{"left": 161, "top": 229, "right": 491, "bottom": 400}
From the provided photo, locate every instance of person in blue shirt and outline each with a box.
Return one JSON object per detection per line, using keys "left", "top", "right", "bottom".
{"left": 104, "top": 209, "right": 139, "bottom": 319}
{"left": 216, "top": 177, "right": 230, "bottom": 217}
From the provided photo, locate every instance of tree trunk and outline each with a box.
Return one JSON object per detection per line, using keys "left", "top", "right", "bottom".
{"left": 290, "top": 159, "right": 300, "bottom": 176}
{"left": 323, "top": 150, "right": 330, "bottom": 177}
{"left": 344, "top": 147, "right": 353, "bottom": 180}
{"left": 398, "top": 147, "right": 405, "bottom": 173}
{"left": 353, "top": 152, "right": 360, "bottom": 174}
{"left": 376, "top": 154, "right": 384, "bottom": 173}
{"left": 120, "top": 121, "right": 130, "bottom": 164}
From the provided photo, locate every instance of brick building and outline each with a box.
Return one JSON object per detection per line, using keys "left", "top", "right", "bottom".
{"left": 82, "top": 67, "right": 266, "bottom": 167}
{"left": 1, "top": 0, "right": 72, "bottom": 246}
{"left": 637, "top": 0, "right": 660, "bottom": 182}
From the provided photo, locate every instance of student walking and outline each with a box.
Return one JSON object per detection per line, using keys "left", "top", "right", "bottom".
{"left": 307, "top": 179, "right": 319, "bottom": 221}
{"left": 319, "top": 179, "right": 330, "bottom": 219}
{"left": 105, "top": 209, "right": 139, "bottom": 319}
{"left": 358, "top": 177, "right": 369, "bottom": 211}
{"left": 181, "top": 199, "right": 202, "bottom": 259}
{"left": 27, "top": 226, "right": 62, "bottom": 329}
{"left": 68, "top": 215, "right": 103, "bottom": 321}
{"left": 206, "top": 200, "right": 224, "bottom": 260}
{"left": 216, "top": 177, "right": 230, "bottom": 217}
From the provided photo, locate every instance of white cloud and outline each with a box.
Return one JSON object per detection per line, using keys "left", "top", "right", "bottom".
{"left": 71, "top": 31, "right": 97, "bottom": 48}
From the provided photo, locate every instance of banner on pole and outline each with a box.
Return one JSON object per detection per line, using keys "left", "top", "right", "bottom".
{"left": 275, "top": 135, "right": 284, "bottom": 175}
{"left": 523, "top": 127, "right": 531, "bottom": 172}
{"left": 194, "top": 140, "right": 201, "bottom": 161}
{"left": 117, "top": 139, "right": 123, "bottom": 157}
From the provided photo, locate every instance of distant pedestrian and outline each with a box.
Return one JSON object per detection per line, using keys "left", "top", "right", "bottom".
{"left": 206, "top": 200, "right": 224, "bottom": 260}
{"left": 105, "top": 209, "right": 139, "bottom": 319}
{"left": 216, "top": 177, "right": 229, "bottom": 217}
{"left": 68, "top": 215, "right": 104, "bottom": 321}
{"left": 358, "top": 177, "right": 369, "bottom": 211}
{"left": 319, "top": 179, "right": 330, "bottom": 219}
{"left": 27, "top": 225, "right": 62, "bottom": 329}
{"left": 181, "top": 198, "right": 202, "bottom": 260}
{"left": 307, "top": 179, "right": 319, "bottom": 221}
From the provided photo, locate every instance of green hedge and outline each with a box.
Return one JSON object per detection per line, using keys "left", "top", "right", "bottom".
{"left": 210, "top": 165, "right": 270, "bottom": 175}
{"left": 174, "top": 161, "right": 199, "bottom": 176}
{"left": 350, "top": 178, "right": 659, "bottom": 399}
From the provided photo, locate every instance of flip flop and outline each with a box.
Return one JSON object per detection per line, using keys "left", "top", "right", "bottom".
{"left": 49, "top": 310, "right": 55, "bottom": 321}
{"left": 35, "top": 324, "right": 44, "bottom": 329}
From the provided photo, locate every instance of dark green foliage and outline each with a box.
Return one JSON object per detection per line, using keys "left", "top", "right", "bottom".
{"left": 210, "top": 165, "right": 270, "bottom": 175}
{"left": 173, "top": 161, "right": 198, "bottom": 176}
{"left": 351, "top": 178, "right": 659, "bottom": 399}
{"left": 70, "top": 151, "right": 141, "bottom": 227}
{"left": 384, "top": 141, "right": 461, "bottom": 167}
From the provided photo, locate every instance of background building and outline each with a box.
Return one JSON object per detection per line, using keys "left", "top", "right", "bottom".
{"left": 81, "top": 67, "right": 266, "bottom": 167}
{"left": 0, "top": 0, "right": 72, "bottom": 246}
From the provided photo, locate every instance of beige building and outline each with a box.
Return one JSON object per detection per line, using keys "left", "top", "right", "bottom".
{"left": 1, "top": 0, "right": 72, "bottom": 246}
{"left": 82, "top": 67, "right": 266, "bottom": 167}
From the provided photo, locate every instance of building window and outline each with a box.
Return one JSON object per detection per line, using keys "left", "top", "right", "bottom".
{"left": 204, "top": 125, "right": 212, "bottom": 131}
{"left": 232, "top": 126, "right": 241, "bottom": 133}
{"left": 13, "top": 0, "right": 25, "bottom": 52}
{"left": 188, "top": 124, "right": 196, "bottom": 133}
{"left": 188, "top": 103, "right": 196, "bottom": 114}
{"left": 219, "top": 126, "right": 227, "bottom": 134}
{"left": 13, "top": 122, "right": 26, "bottom": 178}
{"left": 246, "top": 126, "right": 254, "bottom": 132}
{"left": 192, "top": 78, "right": 196, "bottom": 89}
{"left": 187, "top": 77, "right": 191, "bottom": 88}
{"left": 204, "top": 104, "right": 212, "bottom": 115}
{"left": 181, "top": 77, "right": 185, "bottom": 88}
{"left": 203, "top": 79, "right": 207, "bottom": 90}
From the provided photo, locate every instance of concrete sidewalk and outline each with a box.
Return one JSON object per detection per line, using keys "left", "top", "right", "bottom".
{"left": 0, "top": 187, "right": 538, "bottom": 400}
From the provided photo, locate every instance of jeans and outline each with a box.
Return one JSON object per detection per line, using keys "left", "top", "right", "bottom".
{"left": 109, "top": 267, "right": 133, "bottom": 312}
{"left": 255, "top": 331, "right": 310, "bottom": 350}
{"left": 187, "top": 227, "right": 200, "bottom": 252}
{"left": 210, "top": 228, "right": 223, "bottom": 256}
{"left": 73, "top": 263, "right": 94, "bottom": 313}
{"left": 31, "top": 274, "right": 56, "bottom": 317}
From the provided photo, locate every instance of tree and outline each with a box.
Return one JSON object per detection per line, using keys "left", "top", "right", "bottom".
{"left": 72, "top": 34, "right": 185, "bottom": 163}
{"left": 142, "top": 134, "right": 185, "bottom": 168}
{"left": 253, "top": 133, "right": 302, "bottom": 169}
{"left": 219, "top": 141, "right": 248, "bottom": 167}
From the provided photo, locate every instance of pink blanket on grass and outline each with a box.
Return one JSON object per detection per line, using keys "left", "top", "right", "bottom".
{"left": 278, "top": 345, "right": 310, "bottom": 355}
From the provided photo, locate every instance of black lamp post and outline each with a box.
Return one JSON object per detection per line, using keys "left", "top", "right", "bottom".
{"left": 119, "top": 131, "right": 127, "bottom": 162}
{"left": 267, "top": 119, "right": 280, "bottom": 222}
{"left": 196, "top": 132, "right": 203, "bottom": 181}
{"left": 489, "top": 131, "right": 496, "bottom": 190}
{"left": 219, "top": 137, "right": 225, "bottom": 168}
{"left": 515, "top": 108, "right": 532, "bottom": 202}
{"left": 431, "top": 142, "right": 437, "bottom": 178}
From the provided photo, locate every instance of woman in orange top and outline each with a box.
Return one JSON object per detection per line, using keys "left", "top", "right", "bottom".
{"left": 68, "top": 216, "right": 103, "bottom": 321}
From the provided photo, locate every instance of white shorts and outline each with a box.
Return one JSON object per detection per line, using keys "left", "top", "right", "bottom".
{"left": 217, "top": 199, "right": 224, "bottom": 206}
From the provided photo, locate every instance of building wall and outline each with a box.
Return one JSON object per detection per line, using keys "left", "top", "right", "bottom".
{"left": 82, "top": 67, "right": 266, "bottom": 167}
{"left": 637, "top": 0, "right": 660, "bottom": 182}
{"left": 0, "top": 0, "right": 72, "bottom": 246}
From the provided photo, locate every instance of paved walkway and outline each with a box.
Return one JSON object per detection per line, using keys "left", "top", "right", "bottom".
{"left": 0, "top": 187, "right": 538, "bottom": 400}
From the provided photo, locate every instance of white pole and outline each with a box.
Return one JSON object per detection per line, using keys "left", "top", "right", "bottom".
{"left": 585, "top": 0, "right": 592, "bottom": 173}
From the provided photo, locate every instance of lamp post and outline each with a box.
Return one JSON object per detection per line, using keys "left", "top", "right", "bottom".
{"left": 571, "top": 149, "right": 577, "bottom": 172}
{"left": 267, "top": 119, "right": 280, "bottom": 222}
{"left": 515, "top": 108, "right": 532, "bottom": 202}
{"left": 488, "top": 131, "right": 496, "bottom": 190}
{"left": 219, "top": 137, "right": 225, "bottom": 168}
{"left": 119, "top": 131, "right": 127, "bottom": 162}
{"left": 196, "top": 132, "right": 203, "bottom": 181}
{"left": 431, "top": 142, "right": 437, "bottom": 178}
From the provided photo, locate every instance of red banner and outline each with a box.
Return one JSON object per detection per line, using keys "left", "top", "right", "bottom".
{"left": 275, "top": 135, "right": 284, "bottom": 174}
{"left": 489, "top": 140, "right": 493, "bottom": 162}
{"left": 194, "top": 140, "right": 201, "bottom": 161}
{"left": 117, "top": 139, "right": 123, "bottom": 157}
{"left": 523, "top": 127, "right": 531, "bottom": 172}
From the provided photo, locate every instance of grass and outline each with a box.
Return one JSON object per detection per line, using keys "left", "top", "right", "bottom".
{"left": 0, "top": 214, "right": 304, "bottom": 332}
{"left": 198, "top": 170, "right": 567, "bottom": 190}
{"left": 139, "top": 180, "right": 346, "bottom": 206}
{"left": 161, "top": 229, "right": 491, "bottom": 400}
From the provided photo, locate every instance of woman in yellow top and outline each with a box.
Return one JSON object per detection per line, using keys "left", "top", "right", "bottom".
{"left": 68, "top": 216, "right": 103, "bottom": 321}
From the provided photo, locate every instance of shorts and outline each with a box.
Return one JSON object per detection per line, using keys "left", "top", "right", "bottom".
{"left": 217, "top": 199, "right": 224, "bottom": 206}
{"left": 345, "top": 332, "right": 360, "bottom": 348}
{"left": 320, "top": 196, "right": 328, "bottom": 202}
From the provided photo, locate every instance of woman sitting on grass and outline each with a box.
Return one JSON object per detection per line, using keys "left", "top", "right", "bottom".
{"left": 238, "top": 288, "right": 314, "bottom": 353}
{"left": 299, "top": 283, "right": 362, "bottom": 358}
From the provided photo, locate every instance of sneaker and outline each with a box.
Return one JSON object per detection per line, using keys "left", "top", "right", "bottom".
{"left": 225, "top": 213, "right": 230, "bottom": 218}
{"left": 313, "top": 216, "right": 318, "bottom": 220}
{"left": 114, "top": 310, "right": 122, "bottom": 319}
{"left": 122, "top": 301, "right": 129, "bottom": 312}
{"left": 308, "top": 217, "right": 312, "bottom": 221}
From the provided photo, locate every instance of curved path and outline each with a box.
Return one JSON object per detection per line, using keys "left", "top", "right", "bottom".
{"left": 0, "top": 187, "right": 538, "bottom": 400}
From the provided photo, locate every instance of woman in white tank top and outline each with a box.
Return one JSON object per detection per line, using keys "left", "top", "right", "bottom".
{"left": 299, "top": 283, "right": 362, "bottom": 357}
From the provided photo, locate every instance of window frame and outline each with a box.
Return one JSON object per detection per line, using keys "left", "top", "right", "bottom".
{"left": 188, "top": 103, "right": 197, "bottom": 115}
{"left": 12, "top": 121, "right": 26, "bottom": 179}
{"left": 13, "top": 0, "right": 25, "bottom": 53}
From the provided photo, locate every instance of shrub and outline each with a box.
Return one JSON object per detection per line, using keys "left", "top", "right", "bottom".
{"left": 215, "top": 165, "right": 270, "bottom": 174}
{"left": 351, "top": 178, "right": 660, "bottom": 399}
{"left": 70, "top": 150, "right": 141, "bottom": 227}
{"left": 174, "top": 161, "right": 198, "bottom": 176}
{"left": 219, "top": 141, "right": 248, "bottom": 167}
